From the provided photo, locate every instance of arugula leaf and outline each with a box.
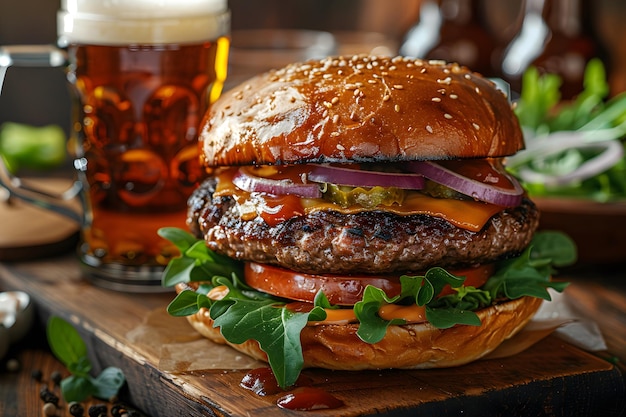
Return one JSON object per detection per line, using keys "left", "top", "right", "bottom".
{"left": 483, "top": 231, "right": 576, "bottom": 300}
{"left": 159, "top": 228, "right": 243, "bottom": 287}
{"left": 159, "top": 228, "right": 576, "bottom": 390}
{"left": 425, "top": 307, "right": 481, "bottom": 329}
{"left": 354, "top": 286, "right": 403, "bottom": 344}
{"left": 211, "top": 297, "right": 323, "bottom": 388}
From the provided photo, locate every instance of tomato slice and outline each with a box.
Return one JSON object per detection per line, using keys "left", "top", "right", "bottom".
{"left": 244, "top": 263, "right": 494, "bottom": 306}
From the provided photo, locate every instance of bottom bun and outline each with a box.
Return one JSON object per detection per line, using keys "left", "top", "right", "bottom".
{"left": 179, "top": 283, "right": 542, "bottom": 371}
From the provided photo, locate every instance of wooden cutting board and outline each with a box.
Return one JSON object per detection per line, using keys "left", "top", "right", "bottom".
{"left": 0, "top": 255, "right": 624, "bottom": 417}
{"left": 0, "top": 178, "right": 80, "bottom": 261}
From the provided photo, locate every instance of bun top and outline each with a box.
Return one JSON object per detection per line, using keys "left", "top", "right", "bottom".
{"left": 200, "top": 55, "right": 523, "bottom": 167}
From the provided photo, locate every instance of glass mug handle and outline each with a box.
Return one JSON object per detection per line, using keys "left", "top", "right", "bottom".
{"left": 0, "top": 45, "right": 83, "bottom": 224}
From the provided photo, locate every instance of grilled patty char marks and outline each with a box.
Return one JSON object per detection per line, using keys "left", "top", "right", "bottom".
{"left": 187, "top": 178, "right": 540, "bottom": 275}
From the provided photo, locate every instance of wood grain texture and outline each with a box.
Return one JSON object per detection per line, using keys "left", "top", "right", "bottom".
{"left": 1, "top": 256, "right": 625, "bottom": 417}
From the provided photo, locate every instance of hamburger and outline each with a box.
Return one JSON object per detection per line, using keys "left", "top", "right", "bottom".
{"left": 160, "top": 55, "right": 575, "bottom": 389}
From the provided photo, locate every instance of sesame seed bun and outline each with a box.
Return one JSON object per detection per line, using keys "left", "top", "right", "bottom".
{"left": 199, "top": 55, "right": 523, "bottom": 167}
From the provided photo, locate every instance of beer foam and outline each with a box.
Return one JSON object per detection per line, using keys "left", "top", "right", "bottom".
{"left": 58, "top": 0, "right": 229, "bottom": 45}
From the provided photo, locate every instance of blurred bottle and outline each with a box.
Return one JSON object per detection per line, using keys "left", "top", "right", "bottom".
{"left": 399, "top": 0, "right": 504, "bottom": 78}
{"left": 500, "top": 0, "right": 608, "bottom": 98}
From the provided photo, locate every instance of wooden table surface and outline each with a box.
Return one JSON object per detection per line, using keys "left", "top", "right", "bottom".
{"left": 1, "top": 254, "right": 625, "bottom": 417}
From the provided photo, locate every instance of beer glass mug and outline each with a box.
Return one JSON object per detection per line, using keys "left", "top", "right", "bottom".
{"left": 0, "top": 0, "right": 230, "bottom": 291}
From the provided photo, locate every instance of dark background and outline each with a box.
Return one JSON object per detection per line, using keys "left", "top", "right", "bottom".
{"left": 1, "top": 0, "right": 625, "bottom": 136}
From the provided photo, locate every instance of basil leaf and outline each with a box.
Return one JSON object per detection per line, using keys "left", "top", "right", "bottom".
{"left": 47, "top": 316, "right": 89, "bottom": 372}
{"left": 60, "top": 375, "right": 95, "bottom": 403}
{"left": 91, "top": 367, "right": 126, "bottom": 400}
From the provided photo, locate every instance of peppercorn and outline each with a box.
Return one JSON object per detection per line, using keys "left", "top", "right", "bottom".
{"left": 42, "top": 402, "right": 57, "bottom": 417}
{"left": 39, "top": 387, "right": 59, "bottom": 406}
{"left": 50, "top": 370, "right": 63, "bottom": 386}
{"left": 6, "top": 358, "right": 20, "bottom": 372}
{"left": 88, "top": 404, "right": 107, "bottom": 417}
{"left": 31, "top": 369, "right": 43, "bottom": 382}
{"left": 110, "top": 404, "right": 127, "bottom": 417}
{"left": 68, "top": 402, "right": 85, "bottom": 417}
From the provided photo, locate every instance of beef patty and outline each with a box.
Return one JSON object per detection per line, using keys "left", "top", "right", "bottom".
{"left": 188, "top": 178, "right": 540, "bottom": 275}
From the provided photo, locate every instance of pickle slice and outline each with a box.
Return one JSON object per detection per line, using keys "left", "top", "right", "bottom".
{"left": 324, "top": 184, "right": 406, "bottom": 208}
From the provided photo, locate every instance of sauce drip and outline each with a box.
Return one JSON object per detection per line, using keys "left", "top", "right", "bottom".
{"left": 240, "top": 367, "right": 343, "bottom": 411}
{"left": 277, "top": 387, "right": 344, "bottom": 411}
{"left": 240, "top": 367, "right": 282, "bottom": 396}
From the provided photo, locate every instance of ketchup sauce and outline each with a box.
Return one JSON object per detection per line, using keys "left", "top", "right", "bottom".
{"left": 240, "top": 367, "right": 343, "bottom": 411}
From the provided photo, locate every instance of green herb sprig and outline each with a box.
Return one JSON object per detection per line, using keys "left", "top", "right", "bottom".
{"left": 159, "top": 227, "right": 576, "bottom": 389}
{"left": 509, "top": 58, "right": 626, "bottom": 201}
{"left": 46, "top": 316, "right": 125, "bottom": 403}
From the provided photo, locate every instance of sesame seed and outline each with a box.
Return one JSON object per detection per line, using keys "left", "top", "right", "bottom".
{"left": 389, "top": 65, "right": 397, "bottom": 71}
{"left": 331, "top": 97, "right": 339, "bottom": 104}
{"left": 431, "top": 97, "right": 442, "bottom": 102}
{"left": 437, "top": 77, "right": 452, "bottom": 85}
{"left": 336, "top": 143, "right": 344, "bottom": 149}
{"left": 420, "top": 68, "right": 427, "bottom": 73}
{"left": 428, "top": 60, "right": 446, "bottom": 66}
{"left": 331, "top": 132, "right": 340, "bottom": 137}
{"left": 323, "top": 101, "right": 332, "bottom": 108}
{"left": 393, "top": 84, "right": 404, "bottom": 90}
{"left": 475, "top": 87, "right": 481, "bottom": 94}
{"left": 464, "top": 74, "right": 472, "bottom": 79}
{"left": 426, "top": 125, "right": 433, "bottom": 133}
{"left": 333, "top": 114, "right": 340, "bottom": 123}
{"left": 394, "top": 104, "right": 400, "bottom": 112}
{"left": 354, "top": 89, "right": 360, "bottom": 96}
{"left": 444, "top": 113, "right": 453, "bottom": 119}
{"left": 368, "top": 79, "right": 377, "bottom": 84}
{"left": 345, "top": 83, "right": 357, "bottom": 90}
{"left": 450, "top": 94, "right": 458, "bottom": 99}
{"left": 323, "top": 73, "right": 333, "bottom": 79}
{"left": 350, "top": 110, "right": 358, "bottom": 121}
{"left": 383, "top": 94, "right": 391, "bottom": 101}
{"left": 472, "top": 123, "right": 480, "bottom": 130}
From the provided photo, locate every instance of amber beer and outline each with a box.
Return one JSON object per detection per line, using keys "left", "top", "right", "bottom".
{"left": 57, "top": 0, "right": 230, "bottom": 290}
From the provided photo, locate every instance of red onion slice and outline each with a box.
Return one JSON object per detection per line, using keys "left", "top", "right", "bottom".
{"left": 406, "top": 160, "right": 524, "bottom": 206}
{"left": 506, "top": 131, "right": 624, "bottom": 186}
{"left": 232, "top": 167, "right": 322, "bottom": 198}
{"left": 307, "top": 164, "right": 425, "bottom": 190}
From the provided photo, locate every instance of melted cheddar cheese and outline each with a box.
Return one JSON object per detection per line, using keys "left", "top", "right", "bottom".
{"left": 214, "top": 167, "right": 504, "bottom": 232}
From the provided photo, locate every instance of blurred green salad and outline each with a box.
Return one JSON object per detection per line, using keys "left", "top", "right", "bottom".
{"left": 0, "top": 122, "right": 66, "bottom": 173}
{"left": 507, "top": 59, "right": 626, "bottom": 202}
